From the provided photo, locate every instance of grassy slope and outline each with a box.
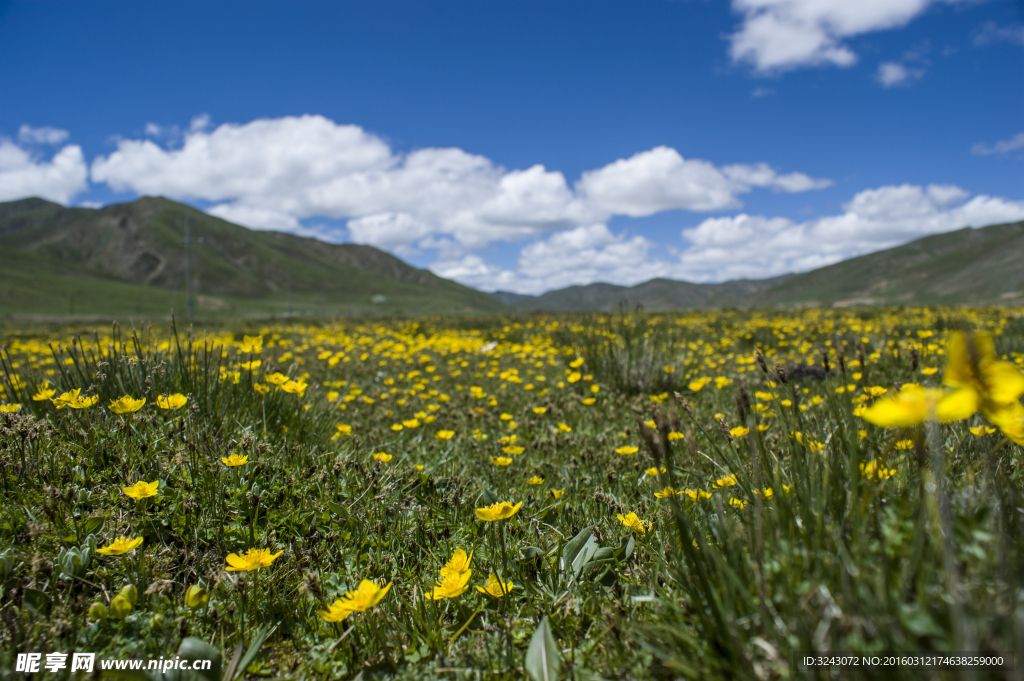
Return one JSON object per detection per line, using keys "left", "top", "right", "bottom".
{"left": 0, "top": 197, "right": 506, "bottom": 318}
{"left": 495, "top": 221, "right": 1024, "bottom": 311}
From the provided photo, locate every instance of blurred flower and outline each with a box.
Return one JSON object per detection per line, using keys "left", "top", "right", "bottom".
{"left": 373, "top": 453, "right": 393, "bottom": 463}
{"left": 654, "top": 487, "right": 677, "bottom": 498}
{"left": 240, "top": 359, "right": 262, "bottom": 371}
{"left": 567, "top": 372, "right": 581, "bottom": 383}
{"left": 712, "top": 475, "right": 737, "bottom": 489}
{"left": 185, "top": 585, "right": 209, "bottom": 609}
{"left": 477, "top": 573, "right": 515, "bottom": 598}
{"left": 109, "top": 593, "right": 133, "bottom": 619}
{"left": 265, "top": 372, "right": 288, "bottom": 386}
{"left": 729, "top": 426, "right": 749, "bottom": 438}
{"left": 490, "top": 456, "right": 512, "bottom": 466}
{"left": 435, "top": 430, "right": 455, "bottom": 440}
{"left": 156, "top": 393, "right": 188, "bottom": 410}
{"left": 532, "top": 407, "right": 547, "bottom": 414}
{"left": 645, "top": 467, "right": 667, "bottom": 476}
{"left": 32, "top": 387, "right": 55, "bottom": 401}
{"left": 0, "top": 404, "right": 20, "bottom": 413}
{"left": 615, "top": 446, "right": 638, "bottom": 455}
{"left": 239, "top": 335, "right": 263, "bottom": 354}
{"left": 319, "top": 579, "right": 392, "bottom": 622}
{"left": 502, "top": 446, "right": 524, "bottom": 455}
{"left": 728, "top": 497, "right": 747, "bottom": 509}
{"left": 225, "top": 548, "right": 284, "bottom": 572}
{"left": 336, "top": 424, "right": 352, "bottom": 434}
{"left": 97, "top": 536, "right": 143, "bottom": 556}
{"left": 860, "top": 459, "right": 896, "bottom": 481}
{"left": 617, "top": 512, "right": 651, "bottom": 534}
{"left": 548, "top": 490, "right": 565, "bottom": 499}
{"left": 557, "top": 423, "right": 572, "bottom": 432}
{"left": 254, "top": 383, "right": 270, "bottom": 394}
{"left": 476, "top": 501, "right": 522, "bottom": 521}
{"left": 122, "top": 480, "right": 159, "bottom": 500}
{"left": 281, "top": 379, "right": 307, "bottom": 395}
{"left": 89, "top": 602, "right": 108, "bottom": 620}
{"left": 970, "top": 425, "right": 997, "bottom": 436}
{"left": 684, "top": 489, "right": 712, "bottom": 501}
{"left": 527, "top": 476, "right": 544, "bottom": 485}
{"left": 688, "top": 377, "right": 711, "bottom": 391}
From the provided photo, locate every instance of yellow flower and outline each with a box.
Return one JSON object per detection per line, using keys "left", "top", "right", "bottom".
{"left": 500, "top": 413, "right": 513, "bottom": 421}
{"left": 96, "top": 536, "right": 143, "bottom": 556}
{"left": 403, "top": 419, "right": 421, "bottom": 428}
{"left": 712, "top": 475, "right": 737, "bottom": 488}
{"left": 435, "top": 430, "right": 455, "bottom": 440}
{"left": 239, "top": 335, "right": 263, "bottom": 354}
{"left": 222, "top": 454, "right": 249, "bottom": 467}
{"left": 548, "top": 489, "right": 565, "bottom": 499}
{"left": 860, "top": 459, "right": 896, "bottom": 481}
{"left": 109, "top": 593, "right": 133, "bottom": 619}
{"left": 390, "top": 423, "right": 404, "bottom": 431}
{"left": 336, "top": 424, "right": 352, "bottom": 434}
{"left": 225, "top": 548, "right": 284, "bottom": 572}
{"left": 185, "top": 585, "right": 209, "bottom": 608}
{"left": 617, "top": 512, "right": 651, "bottom": 534}
{"left": 427, "top": 569, "right": 472, "bottom": 600}
{"left": 122, "top": 480, "right": 159, "bottom": 500}
{"left": 52, "top": 388, "right": 98, "bottom": 410}
{"left": 684, "top": 489, "right": 712, "bottom": 501}
{"left": 582, "top": 398, "right": 596, "bottom": 405}
{"left": 416, "top": 464, "right": 425, "bottom": 471}
{"left": 728, "top": 497, "right": 747, "bottom": 510}
{"left": 532, "top": 407, "right": 547, "bottom": 414}
{"left": 156, "top": 393, "right": 187, "bottom": 410}
{"left": 281, "top": 379, "right": 307, "bottom": 395}
{"left": 0, "top": 404, "right": 21, "bottom": 413}
{"left": 808, "top": 440, "right": 825, "bottom": 453}
{"left": 644, "top": 419, "right": 656, "bottom": 429}
{"left": 714, "top": 377, "right": 732, "bottom": 389}
{"left": 32, "top": 387, "right": 55, "bottom": 401}
{"left": 557, "top": 422, "right": 572, "bottom": 432}
{"left": 688, "top": 377, "right": 711, "bottom": 391}
{"left": 476, "top": 573, "right": 515, "bottom": 598}
{"left": 569, "top": 357, "right": 584, "bottom": 368}
{"left": 441, "top": 549, "right": 473, "bottom": 577}
{"left": 567, "top": 372, "right": 582, "bottom": 383}
{"left": 240, "top": 359, "right": 262, "bottom": 371}
{"left": 108, "top": 395, "right": 146, "bottom": 414}
{"left": 667, "top": 432, "right": 684, "bottom": 441}
{"left": 859, "top": 385, "right": 977, "bottom": 427}
{"left": 615, "top": 446, "right": 639, "bottom": 455}
{"left": 645, "top": 467, "right": 667, "bottom": 476}
{"left": 502, "top": 445, "right": 525, "bottom": 455}
{"left": 254, "top": 383, "right": 270, "bottom": 394}
{"left": 475, "top": 501, "right": 523, "bottom": 521}
{"left": 729, "top": 426, "right": 749, "bottom": 438}
{"left": 319, "top": 580, "right": 392, "bottom": 622}
{"left": 490, "top": 456, "right": 513, "bottom": 466}
{"left": 921, "top": 367, "right": 938, "bottom": 375}
{"left": 894, "top": 439, "right": 914, "bottom": 450}
{"left": 527, "top": 476, "right": 544, "bottom": 485}
{"left": 969, "top": 425, "right": 997, "bottom": 436}
{"left": 654, "top": 486, "right": 678, "bottom": 498}
{"left": 265, "top": 372, "right": 288, "bottom": 386}
{"left": 373, "top": 452, "right": 393, "bottom": 463}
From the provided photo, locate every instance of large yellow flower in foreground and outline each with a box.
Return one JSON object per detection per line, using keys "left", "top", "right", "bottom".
{"left": 109, "top": 395, "right": 146, "bottom": 414}
{"left": 122, "top": 480, "right": 159, "bottom": 500}
{"left": 945, "top": 332, "right": 1024, "bottom": 443}
{"left": 859, "top": 385, "right": 977, "bottom": 427}
{"left": 96, "top": 536, "right": 143, "bottom": 556}
{"left": 426, "top": 569, "right": 472, "bottom": 600}
{"left": 319, "top": 580, "right": 392, "bottom": 622}
{"left": 225, "top": 548, "right": 284, "bottom": 572}
{"left": 156, "top": 393, "right": 188, "bottom": 410}
{"left": 475, "top": 501, "right": 523, "bottom": 521}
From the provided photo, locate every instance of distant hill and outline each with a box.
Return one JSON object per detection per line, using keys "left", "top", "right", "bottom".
{"left": 0, "top": 197, "right": 506, "bottom": 319}
{"left": 495, "top": 220, "right": 1024, "bottom": 311}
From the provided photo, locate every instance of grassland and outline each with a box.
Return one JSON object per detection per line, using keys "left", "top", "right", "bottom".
{"left": 1, "top": 308, "right": 1024, "bottom": 679}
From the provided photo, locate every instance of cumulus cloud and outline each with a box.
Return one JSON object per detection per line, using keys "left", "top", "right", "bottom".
{"left": 89, "top": 115, "right": 829, "bottom": 254}
{"left": 431, "top": 224, "right": 664, "bottom": 295}
{"left": 729, "top": 0, "right": 955, "bottom": 73}
{"left": 677, "top": 184, "right": 1024, "bottom": 281}
{"left": 972, "top": 132, "right": 1024, "bottom": 156}
{"left": 0, "top": 139, "right": 88, "bottom": 204}
{"left": 18, "top": 125, "right": 70, "bottom": 145}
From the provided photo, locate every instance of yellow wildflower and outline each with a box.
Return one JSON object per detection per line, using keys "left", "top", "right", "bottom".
{"left": 319, "top": 580, "right": 392, "bottom": 622}
{"left": 477, "top": 573, "right": 515, "bottom": 598}
{"left": 645, "top": 467, "right": 666, "bottom": 476}
{"left": 122, "top": 480, "right": 159, "bottom": 500}
{"left": 548, "top": 489, "right": 565, "bottom": 499}
{"left": 476, "top": 501, "right": 522, "bottom": 521}
{"left": 860, "top": 459, "right": 896, "bottom": 481}
{"left": 441, "top": 549, "right": 473, "bottom": 577}
{"left": 532, "top": 407, "right": 547, "bottom": 414}
{"left": 729, "top": 426, "right": 749, "bottom": 438}
{"left": 32, "top": 387, "right": 55, "bottom": 401}
{"left": 0, "top": 404, "right": 21, "bottom": 413}
{"left": 617, "top": 512, "right": 651, "bottom": 534}
{"left": 527, "top": 476, "right": 544, "bottom": 485}
{"left": 225, "top": 548, "right": 284, "bottom": 572}
{"left": 156, "top": 393, "right": 187, "bottom": 410}
{"left": 373, "top": 453, "right": 393, "bottom": 463}
{"left": 615, "top": 446, "right": 639, "bottom": 455}
{"left": 654, "top": 486, "right": 678, "bottom": 498}
{"left": 426, "top": 569, "right": 472, "bottom": 600}
{"left": 239, "top": 335, "right": 263, "bottom": 354}
{"left": 557, "top": 423, "right": 572, "bottom": 432}
{"left": 684, "top": 489, "right": 712, "bottom": 501}
{"left": 265, "top": 372, "right": 288, "bottom": 385}
{"left": 184, "top": 585, "right": 209, "bottom": 609}
{"left": 222, "top": 454, "right": 248, "bottom": 467}
{"left": 712, "top": 475, "right": 737, "bottom": 488}
{"left": 490, "top": 456, "right": 513, "bottom": 466}
{"left": 336, "top": 424, "right": 352, "bottom": 434}
{"left": 435, "top": 430, "right": 455, "bottom": 440}
{"left": 96, "top": 536, "right": 143, "bottom": 556}
{"left": 969, "top": 425, "right": 997, "bottom": 436}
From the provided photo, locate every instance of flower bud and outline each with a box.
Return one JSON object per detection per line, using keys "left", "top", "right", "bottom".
{"left": 184, "top": 585, "right": 209, "bottom": 609}
{"left": 120, "top": 583, "right": 138, "bottom": 605}
{"left": 89, "top": 601, "right": 108, "bottom": 620}
{"left": 109, "top": 593, "right": 133, "bottom": 619}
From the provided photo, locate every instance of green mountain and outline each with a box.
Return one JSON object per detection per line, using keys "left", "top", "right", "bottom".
{"left": 495, "top": 220, "right": 1024, "bottom": 311}
{"left": 0, "top": 197, "right": 506, "bottom": 319}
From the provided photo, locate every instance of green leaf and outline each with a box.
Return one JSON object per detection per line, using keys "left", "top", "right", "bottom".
{"left": 22, "top": 588, "right": 51, "bottom": 616}
{"left": 525, "top": 616, "right": 562, "bottom": 681}
{"left": 171, "top": 638, "right": 223, "bottom": 681}
{"left": 560, "top": 526, "right": 592, "bottom": 572}
{"left": 479, "top": 488, "right": 500, "bottom": 506}
{"left": 83, "top": 515, "right": 106, "bottom": 535}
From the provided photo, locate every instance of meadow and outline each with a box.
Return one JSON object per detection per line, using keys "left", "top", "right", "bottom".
{"left": 1, "top": 307, "right": 1023, "bottom": 680}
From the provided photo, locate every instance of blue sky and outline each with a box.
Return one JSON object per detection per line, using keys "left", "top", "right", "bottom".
{"left": 1, "top": 0, "right": 1022, "bottom": 294}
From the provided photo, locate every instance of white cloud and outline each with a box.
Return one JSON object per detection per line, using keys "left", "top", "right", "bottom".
{"left": 432, "top": 224, "right": 665, "bottom": 295}
{"left": 972, "top": 132, "right": 1024, "bottom": 156}
{"left": 0, "top": 139, "right": 88, "bottom": 204}
{"left": 729, "top": 0, "right": 955, "bottom": 73}
{"left": 973, "top": 21, "right": 1024, "bottom": 47}
{"left": 18, "top": 125, "right": 70, "bottom": 145}
{"left": 876, "top": 61, "right": 925, "bottom": 86}
{"left": 89, "top": 115, "right": 829, "bottom": 255}
{"left": 677, "top": 183, "right": 1024, "bottom": 281}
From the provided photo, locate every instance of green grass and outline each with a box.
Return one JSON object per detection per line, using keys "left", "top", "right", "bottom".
{"left": 1, "top": 308, "right": 1023, "bottom": 679}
